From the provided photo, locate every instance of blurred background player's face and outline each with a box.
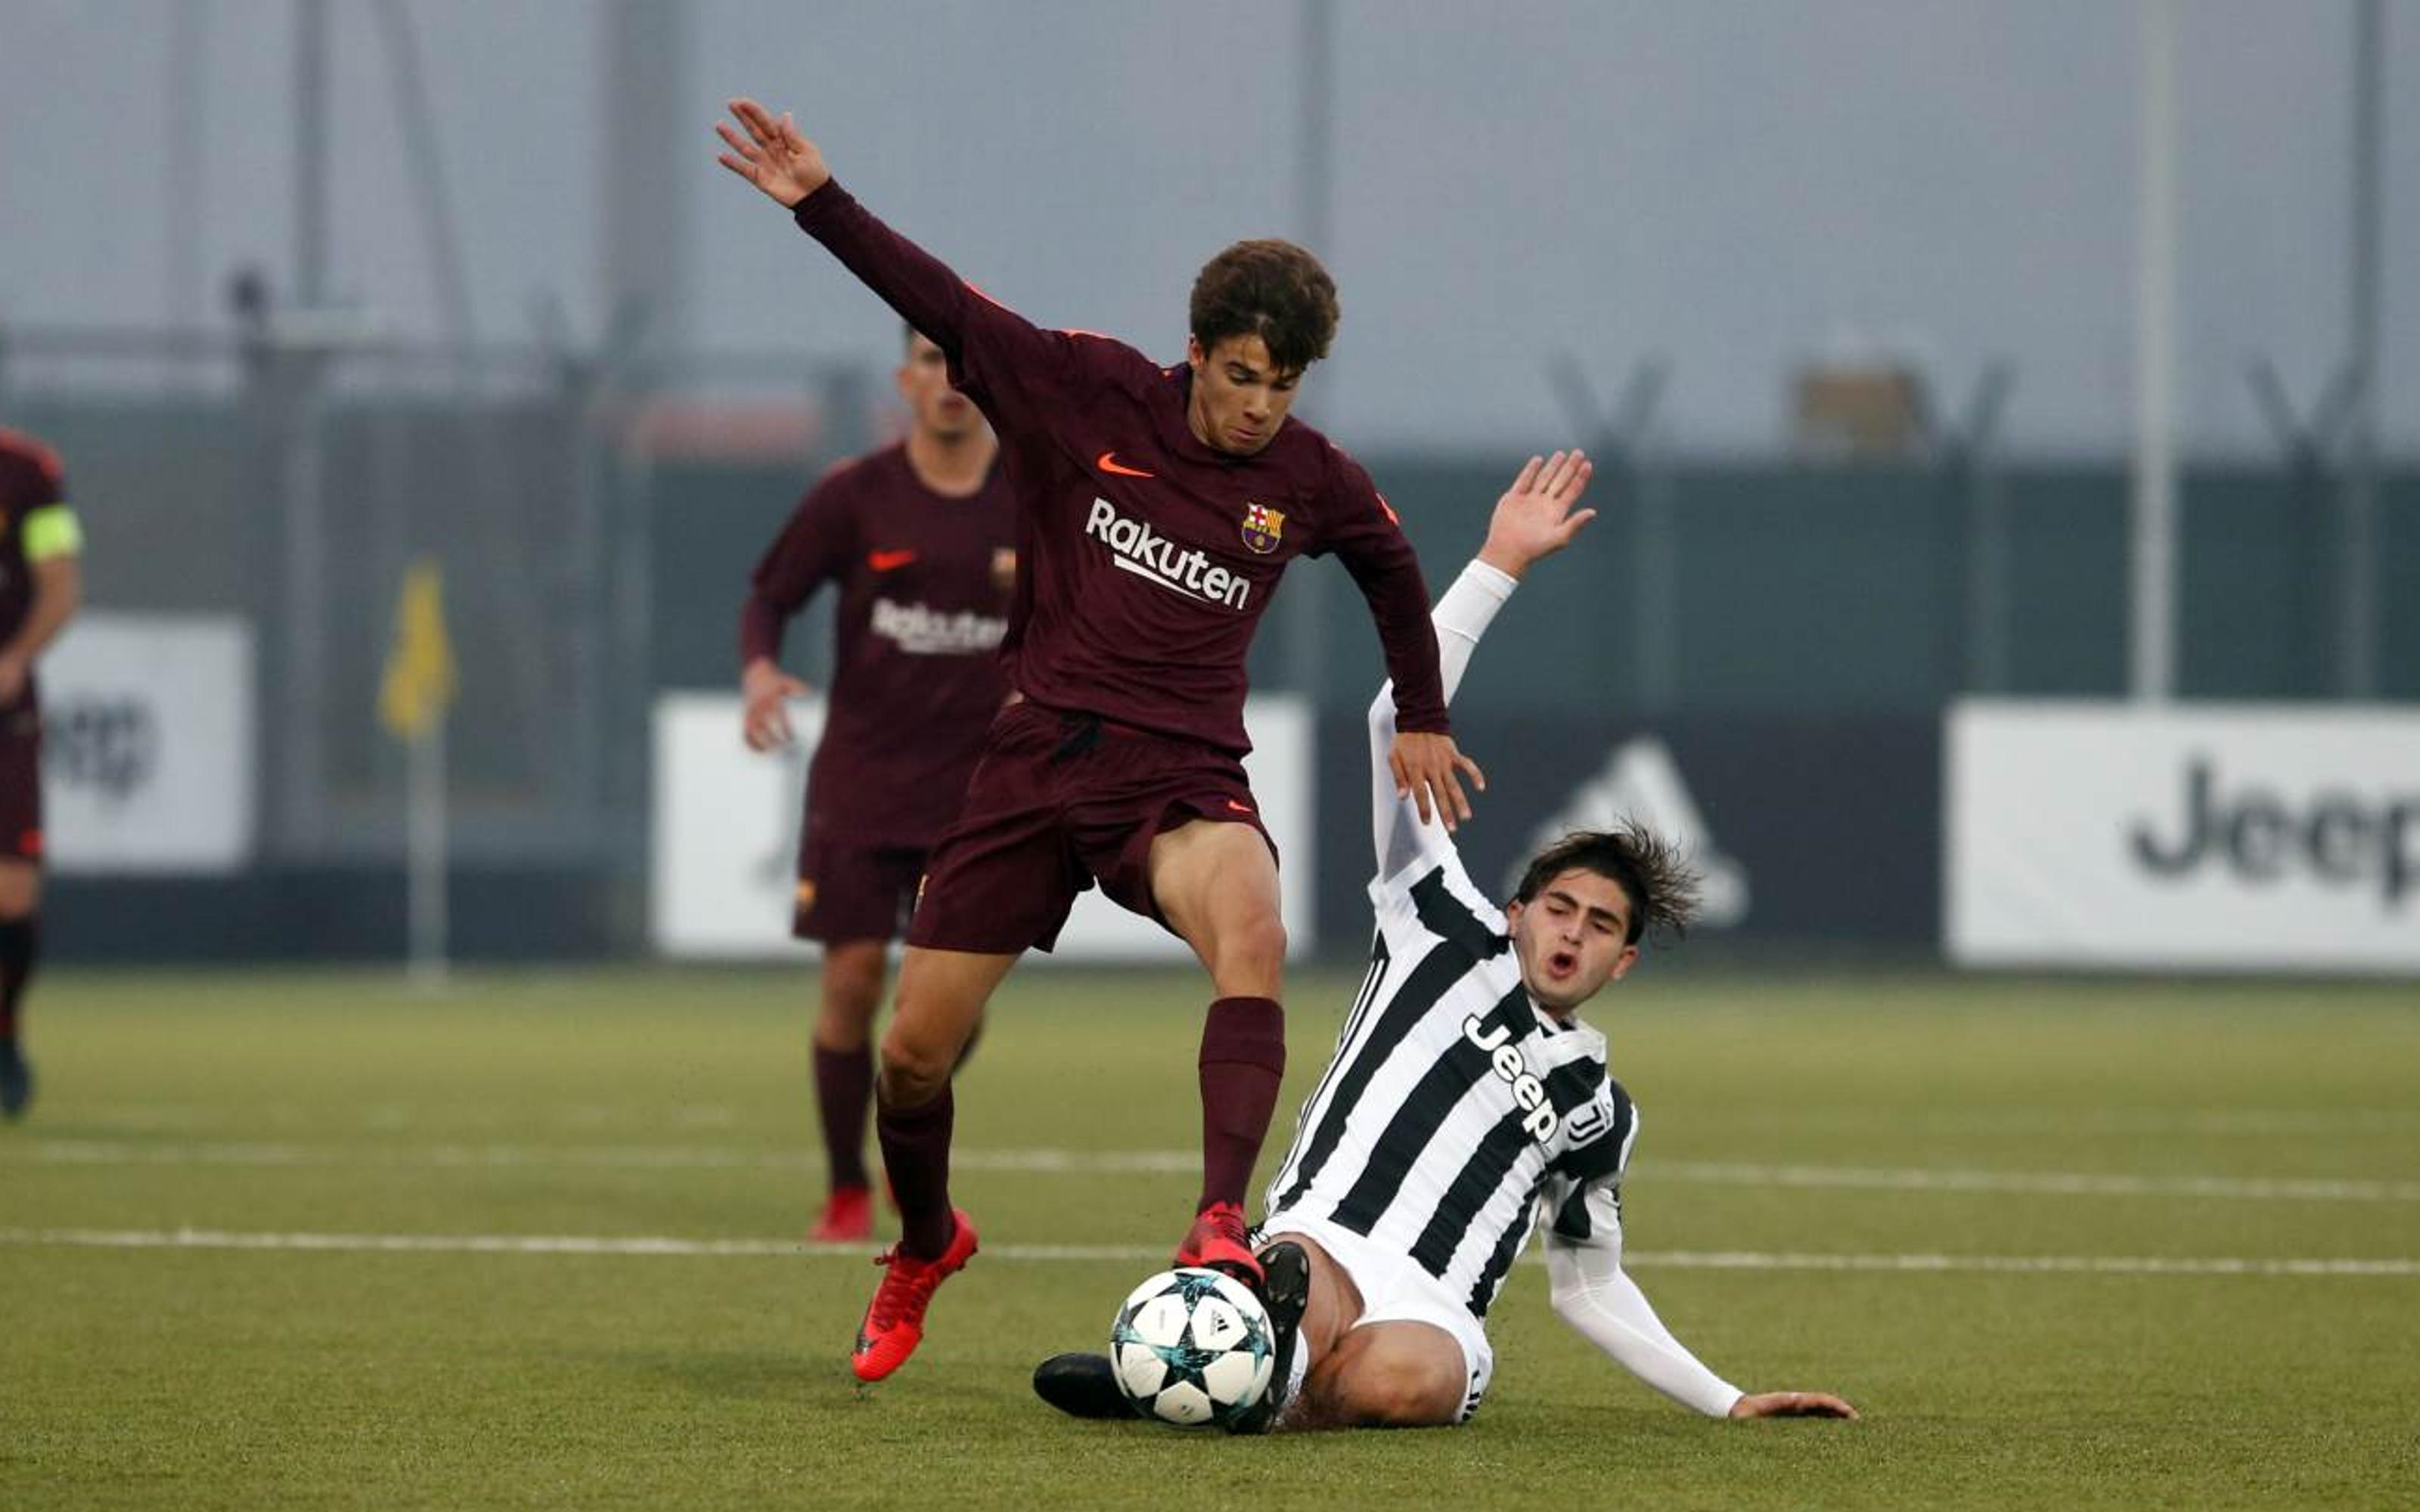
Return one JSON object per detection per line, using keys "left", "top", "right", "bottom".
{"left": 898, "top": 333, "right": 984, "bottom": 444}
{"left": 1503, "top": 866, "right": 1640, "bottom": 1015}
{"left": 1185, "top": 333, "right": 1299, "bottom": 457}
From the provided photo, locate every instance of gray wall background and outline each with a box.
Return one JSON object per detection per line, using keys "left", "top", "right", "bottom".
{"left": 2, "top": 0, "right": 2413, "bottom": 962}
{"left": 2, "top": 0, "right": 2412, "bottom": 458}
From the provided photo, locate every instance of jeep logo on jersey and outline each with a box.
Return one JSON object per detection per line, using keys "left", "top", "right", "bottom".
{"left": 1084, "top": 498, "right": 1252, "bottom": 610}
{"left": 1240, "top": 502, "right": 1285, "bottom": 555}
{"left": 1516, "top": 736, "right": 1750, "bottom": 928}
{"left": 1462, "top": 1015, "right": 1559, "bottom": 1142}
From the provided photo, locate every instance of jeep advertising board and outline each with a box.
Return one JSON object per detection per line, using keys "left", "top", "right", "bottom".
{"left": 1947, "top": 702, "right": 2420, "bottom": 974}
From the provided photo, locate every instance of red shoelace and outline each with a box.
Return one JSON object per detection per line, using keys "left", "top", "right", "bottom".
{"left": 864, "top": 1249, "right": 939, "bottom": 1331}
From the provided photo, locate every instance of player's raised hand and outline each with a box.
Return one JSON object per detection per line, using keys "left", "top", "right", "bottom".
{"left": 1477, "top": 449, "right": 1596, "bottom": 581}
{"left": 741, "top": 658, "right": 810, "bottom": 751}
{"left": 715, "top": 98, "right": 831, "bottom": 209}
{"left": 1728, "top": 1390, "right": 1860, "bottom": 1421}
{"left": 1390, "top": 730, "right": 1486, "bottom": 833}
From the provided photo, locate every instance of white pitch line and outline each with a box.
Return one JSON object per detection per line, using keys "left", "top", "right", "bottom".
{"left": 67, "top": 1105, "right": 2420, "bottom": 1137}
{"left": 1654, "top": 1161, "right": 2420, "bottom": 1204}
{"left": 10, "top": 1140, "right": 1198, "bottom": 1175}
{"left": 13, "top": 1139, "right": 2415, "bottom": 1202}
{"left": 2, "top": 1226, "right": 2415, "bottom": 1278}
{"left": 1730, "top": 1108, "right": 2420, "bottom": 1137}
{"left": 1634, "top": 1250, "right": 2420, "bottom": 1278}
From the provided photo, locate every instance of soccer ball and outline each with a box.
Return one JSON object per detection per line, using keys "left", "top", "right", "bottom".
{"left": 1108, "top": 1267, "right": 1276, "bottom": 1427}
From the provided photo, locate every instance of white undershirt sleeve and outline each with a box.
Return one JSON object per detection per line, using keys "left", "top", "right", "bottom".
{"left": 1544, "top": 1185, "right": 1744, "bottom": 1418}
{"left": 1368, "top": 560, "right": 1518, "bottom": 878}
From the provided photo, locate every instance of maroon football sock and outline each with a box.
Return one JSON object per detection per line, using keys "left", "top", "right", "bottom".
{"left": 0, "top": 914, "right": 36, "bottom": 1046}
{"left": 875, "top": 1082, "right": 956, "bottom": 1259}
{"left": 812, "top": 1043, "right": 874, "bottom": 1191}
{"left": 1196, "top": 996, "right": 1286, "bottom": 1213}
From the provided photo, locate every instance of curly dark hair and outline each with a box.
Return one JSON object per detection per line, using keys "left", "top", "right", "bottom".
{"left": 1188, "top": 240, "right": 1339, "bottom": 375}
{"left": 1511, "top": 823, "right": 1703, "bottom": 947}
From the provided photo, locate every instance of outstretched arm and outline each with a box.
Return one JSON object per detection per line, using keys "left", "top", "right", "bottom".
{"left": 715, "top": 98, "right": 1081, "bottom": 405}
{"left": 1545, "top": 1184, "right": 1857, "bottom": 1421}
{"left": 1366, "top": 451, "right": 1595, "bottom": 876}
{"left": 716, "top": 98, "right": 973, "bottom": 356}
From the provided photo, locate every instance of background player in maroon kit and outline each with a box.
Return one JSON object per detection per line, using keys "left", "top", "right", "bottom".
{"left": 739, "top": 330, "right": 1016, "bottom": 1242}
{"left": 716, "top": 98, "right": 1485, "bottom": 1383}
{"left": 0, "top": 426, "right": 85, "bottom": 1120}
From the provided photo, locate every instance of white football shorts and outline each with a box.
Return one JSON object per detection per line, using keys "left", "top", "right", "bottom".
{"left": 1261, "top": 1209, "right": 1496, "bottom": 1423}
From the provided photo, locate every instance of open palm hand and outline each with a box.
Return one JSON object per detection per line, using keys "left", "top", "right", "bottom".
{"left": 1478, "top": 449, "right": 1596, "bottom": 579}
{"left": 715, "top": 97, "right": 831, "bottom": 209}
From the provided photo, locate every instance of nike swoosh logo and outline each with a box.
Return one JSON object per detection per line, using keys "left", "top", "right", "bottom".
{"left": 1225, "top": 799, "right": 1255, "bottom": 815}
{"left": 1097, "top": 451, "right": 1156, "bottom": 479}
{"left": 867, "top": 549, "right": 919, "bottom": 572}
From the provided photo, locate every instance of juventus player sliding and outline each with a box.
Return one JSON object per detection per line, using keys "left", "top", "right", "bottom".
{"left": 1037, "top": 451, "right": 1858, "bottom": 1431}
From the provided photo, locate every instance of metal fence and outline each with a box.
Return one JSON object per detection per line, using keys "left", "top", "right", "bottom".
{"left": 5, "top": 321, "right": 2412, "bottom": 959}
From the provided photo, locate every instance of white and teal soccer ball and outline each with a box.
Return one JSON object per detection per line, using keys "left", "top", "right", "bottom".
{"left": 1108, "top": 1267, "right": 1276, "bottom": 1427}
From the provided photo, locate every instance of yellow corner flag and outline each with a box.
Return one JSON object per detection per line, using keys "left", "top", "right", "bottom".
{"left": 379, "top": 558, "right": 459, "bottom": 740}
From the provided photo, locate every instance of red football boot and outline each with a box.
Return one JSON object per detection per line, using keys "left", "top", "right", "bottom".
{"left": 1173, "top": 1200, "right": 1264, "bottom": 1290}
{"left": 810, "top": 1185, "right": 873, "bottom": 1242}
{"left": 850, "top": 1208, "right": 979, "bottom": 1383}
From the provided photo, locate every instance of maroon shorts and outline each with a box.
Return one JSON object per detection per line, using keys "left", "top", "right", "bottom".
{"left": 793, "top": 835, "right": 929, "bottom": 944}
{"left": 0, "top": 714, "right": 42, "bottom": 863}
{"left": 904, "top": 700, "right": 1273, "bottom": 955}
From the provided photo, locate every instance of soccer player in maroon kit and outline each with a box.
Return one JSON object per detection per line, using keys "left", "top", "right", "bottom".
{"left": 740, "top": 329, "right": 1017, "bottom": 1242}
{"left": 717, "top": 97, "right": 1483, "bottom": 1384}
{"left": 0, "top": 425, "right": 85, "bottom": 1120}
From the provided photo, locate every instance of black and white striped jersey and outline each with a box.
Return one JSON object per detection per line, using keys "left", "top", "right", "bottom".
{"left": 1264, "top": 844, "right": 1638, "bottom": 1320}
{"left": 1262, "top": 556, "right": 1640, "bottom": 1319}
{"left": 1259, "top": 554, "right": 1741, "bottom": 1415}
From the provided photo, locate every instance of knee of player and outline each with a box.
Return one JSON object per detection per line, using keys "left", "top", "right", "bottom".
{"left": 820, "top": 946, "right": 889, "bottom": 1015}
{"left": 875, "top": 1024, "right": 957, "bottom": 1095}
{"left": 814, "top": 998, "right": 880, "bottom": 1052}
{"left": 1336, "top": 1358, "right": 1466, "bottom": 1429}
{"left": 1221, "top": 909, "right": 1288, "bottom": 974}
{"left": 0, "top": 860, "right": 40, "bottom": 918}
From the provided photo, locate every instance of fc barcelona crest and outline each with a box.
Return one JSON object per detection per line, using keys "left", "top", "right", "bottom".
{"left": 1240, "top": 502, "right": 1285, "bottom": 555}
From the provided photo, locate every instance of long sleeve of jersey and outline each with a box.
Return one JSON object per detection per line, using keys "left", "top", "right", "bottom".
{"left": 1367, "top": 559, "right": 1514, "bottom": 878}
{"left": 1325, "top": 451, "right": 1449, "bottom": 738}
{"left": 1543, "top": 1182, "right": 1743, "bottom": 1418}
{"left": 737, "top": 592, "right": 793, "bottom": 668}
{"left": 739, "top": 472, "right": 856, "bottom": 668}
{"left": 791, "top": 181, "right": 982, "bottom": 366}
{"left": 790, "top": 181, "right": 1091, "bottom": 437}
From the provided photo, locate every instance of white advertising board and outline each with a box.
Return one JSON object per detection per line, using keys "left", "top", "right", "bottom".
{"left": 651, "top": 693, "right": 1315, "bottom": 962}
{"left": 1947, "top": 700, "right": 2420, "bottom": 974}
{"left": 41, "top": 613, "right": 256, "bottom": 873}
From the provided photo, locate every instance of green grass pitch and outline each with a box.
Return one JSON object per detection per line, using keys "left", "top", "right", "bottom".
{"left": 3, "top": 965, "right": 2416, "bottom": 1510}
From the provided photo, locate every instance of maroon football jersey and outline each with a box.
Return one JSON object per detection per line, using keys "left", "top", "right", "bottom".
{"left": 741, "top": 442, "right": 1016, "bottom": 848}
{"left": 0, "top": 428, "right": 68, "bottom": 717}
{"left": 793, "top": 183, "right": 1448, "bottom": 756}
